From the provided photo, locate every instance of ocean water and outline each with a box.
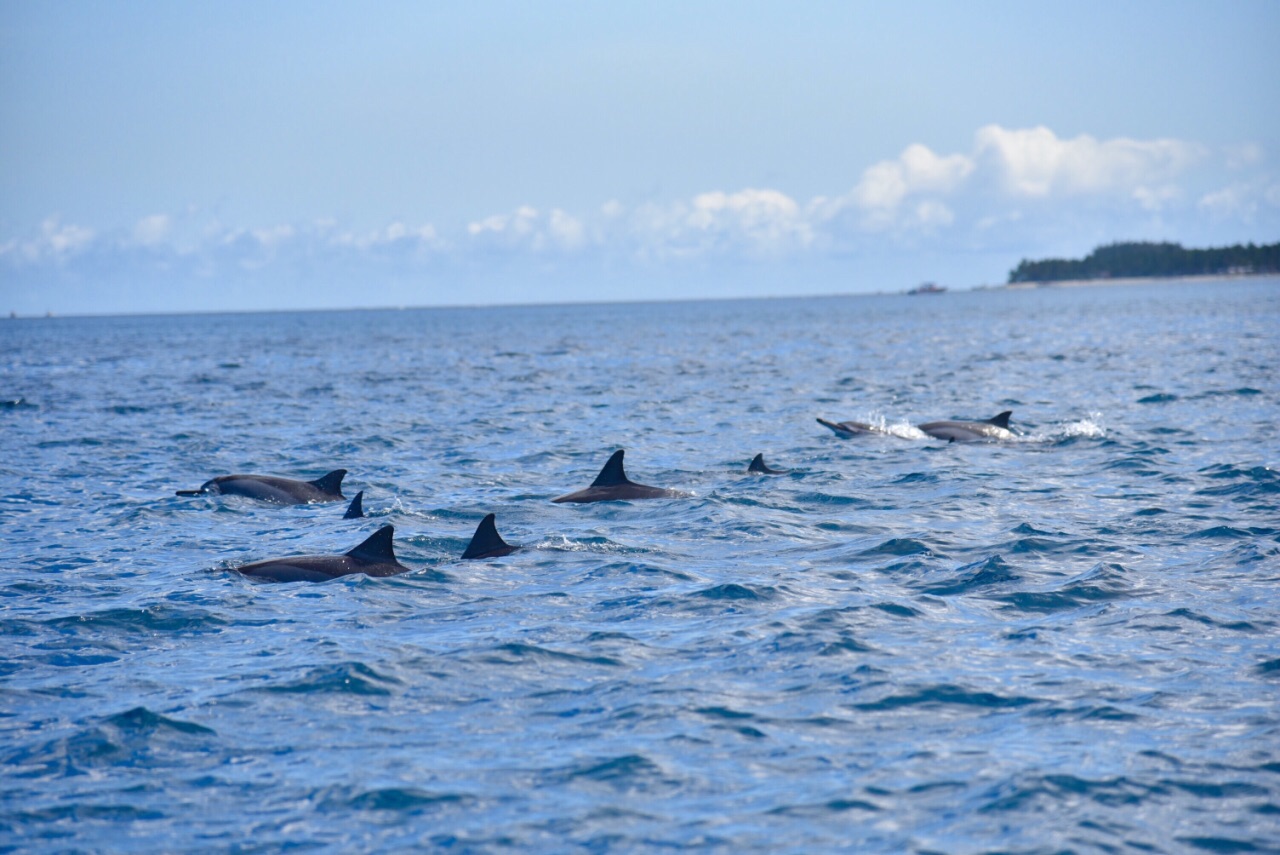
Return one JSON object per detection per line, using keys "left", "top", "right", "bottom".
{"left": 2, "top": 278, "right": 1278, "bottom": 853}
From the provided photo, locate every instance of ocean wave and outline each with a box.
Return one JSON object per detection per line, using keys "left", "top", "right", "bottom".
{"left": 913, "top": 555, "right": 1020, "bottom": 596}
{"left": 4, "top": 285, "right": 1278, "bottom": 852}
{"left": 261, "top": 662, "right": 403, "bottom": 696}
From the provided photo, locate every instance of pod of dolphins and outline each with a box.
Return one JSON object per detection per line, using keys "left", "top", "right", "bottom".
{"left": 178, "top": 410, "right": 1017, "bottom": 583}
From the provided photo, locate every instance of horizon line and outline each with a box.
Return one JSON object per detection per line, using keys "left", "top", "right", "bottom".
{"left": 7, "top": 271, "right": 1274, "bottom": 321}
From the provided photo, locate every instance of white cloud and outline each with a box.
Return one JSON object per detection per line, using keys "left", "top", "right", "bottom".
{"left": 1199, "top": 185, "right": 1248, "bottom": 220}
{"left": 973, "top": 124, "right": 1205, "bottom": 199}
{"left": 1132, "top": 185, "right": 1182, "bottom": 213}
{"left": 619, "top": 188, "right": 815, "bottom": 260}
{"left": 250, "top": 224, "right": 295, "bottom": 247}
{"left": 912, "top": 199, "right": 955, "bottom": 228}
{"left": 826, "top": 143, "right": 975, "bottom": 232}
{"left": 333, "top": 221, "right": 440, "bottom": 251}
{"left": 824, "top": 125, "right": 1212, "bottom": 232}
{"left": 851, "top": 143, "right": 974, "bottom": 212}
{"left": 546, "top": 209, "right": 586, "bottom": 250}
{"left": 468, "top": 205, "right": 537, "bottom": 239}
{"left": 690, "top": 188, "right": 813, "bottom": 251}
{"left": 1225, "top": 142, "right": 1264, "bottom": 170}
{"left": 42, "top": 217, "right": 96, "bottom": 255}
{"left": 1197, "top": 179, "right": 1280, "bottom": 222}
{"left": 2, "top": 124, "right": 1272, "bottom": 299}
{"left": 466, "top": 205, "right": 586, "bottom": 252}
{"left": 131, "top": 214, "right": 171, "bottom": 247}
{"left": 0, "top": 216, "right": 97, "bottom": 264}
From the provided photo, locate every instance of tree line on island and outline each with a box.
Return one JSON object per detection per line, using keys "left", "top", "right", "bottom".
{"left": 1007, "top": 240, "right": 1280, "bottom": 284}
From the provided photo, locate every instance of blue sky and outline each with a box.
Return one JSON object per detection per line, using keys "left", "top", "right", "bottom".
{"left": 2, "top": 1, "right": 1278, "bottom": 314}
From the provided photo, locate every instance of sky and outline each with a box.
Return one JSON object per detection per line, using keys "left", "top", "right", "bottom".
{"left": 2, "top": 1, "right": 1278, "bottom": 315}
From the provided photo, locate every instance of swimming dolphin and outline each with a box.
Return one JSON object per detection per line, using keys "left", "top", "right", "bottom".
{"left": 552, "top": 450, "right": 683, "bottom": 503}
{"left": 748, "top": 453, "right": 787, "bottom": 474}
{"left": 918, "top": 411, "right": 1014, "bottom": 442}
{"left": 343, "top": 491, "right": 365, "bottom": 519}
{"left": 176, "top": 470, "right": 347, "bottom": 504}
{"left": 461, "top": 513, "right": 519, "bottom": 559}
{"left": 816, "top": 417, "right": 890, "bottom": 437}
{"left": 232, "top": 525, "right": 409, "bottom": 583}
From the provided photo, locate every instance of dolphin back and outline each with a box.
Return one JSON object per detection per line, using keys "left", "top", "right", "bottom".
{"left": 553, "top": 450, "right": 682, "bottom": 503}
{"left": 346, "top": 525, "right": 397, "bottom": 564}
{"left": 176, "top": 476, "right": 221, "bottom": 496}
{"left": 817, "top": 417, "right": 880, "bottom": 436}
{"left": 749, "top": 453, "right": 784, "bottom": 474}
{"left": 985, "top": 411, "right": 1013, "bottom": 429}
{"left": 461, "top": 513, "right": 516, "bottom": 560}
{"left": 590, "top": 450, "right": 631, "bottom": 487}
{"left": 309, "top": 469, "right": 347, "bottom": 498}
{"left": 177, "top": 471, "right": 347, "bottom": 503}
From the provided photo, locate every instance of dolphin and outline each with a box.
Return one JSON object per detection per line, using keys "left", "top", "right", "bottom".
{"left": 748, "top": 453, "right": 787, "bottom": 474}
{"left": 461, "top": 513, "right": 519, "bottom": 559}
{"left": 343, "top": 491, "right": 365, "bottom": 519}
{"left": 817, "top": 417, "right": 891, "bottom": 437}
{"left": 176, "top": 470, "right": 347, "bottom": 504}
{"left": 918, "top": 411, "right": 1014, "bottom": 442}
{"left": 232, "top": 525, "right": 409, "bottom": 583}
{"left": 552, "top": 450, "right": 683, "bottom": 503}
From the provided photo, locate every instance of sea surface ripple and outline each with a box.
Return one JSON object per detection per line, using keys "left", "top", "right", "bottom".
{"left": 2, "top": 278, "right": 1278, "bottom": 852}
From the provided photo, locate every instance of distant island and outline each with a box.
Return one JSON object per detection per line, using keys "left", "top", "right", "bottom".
{"left": 1007, "top": 240, "right": 1279, "bottom": 284}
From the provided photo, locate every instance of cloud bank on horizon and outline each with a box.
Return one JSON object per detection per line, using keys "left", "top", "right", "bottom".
{"left": 6, "top": 123, "right": 1274, "bottom": 313}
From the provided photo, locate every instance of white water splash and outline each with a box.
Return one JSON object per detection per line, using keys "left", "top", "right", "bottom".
{"left": 865, "top": 413, "right": 929, "bottom": 440}
{"left": 1018, "top": 413, "right": 1107, "bottom": 442}
{"left": 1056, "top": 413, "right": 1107, "bottom": 439}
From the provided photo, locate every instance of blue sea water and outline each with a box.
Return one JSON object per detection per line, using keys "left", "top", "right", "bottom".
{"left": 2, "top": 278, "right": 1278, "bottom": 853}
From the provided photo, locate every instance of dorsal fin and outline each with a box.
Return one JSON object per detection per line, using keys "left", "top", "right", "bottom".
{"left": 590, "top": 450, "right": 631, "bottom": 487}
{"left": 985, "top": 411, "right": 1013, "bottom": 429}
{"left": 347, "top": 525, "right": 396, "bottom": 563}
{"left": 461, "top": 513, "right": 512, "bottom": 559}
{"left": 749, "top": 453, "right": 786, "bottom": 474}
{"left": 310, "top": 469, "right": 347, "bottom": 497}
{"left": 343, "top": 491, "right": 364, "bottom": 519}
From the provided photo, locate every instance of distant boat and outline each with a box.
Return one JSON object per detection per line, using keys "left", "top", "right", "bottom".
{"left": 907, "top": 282, "right": 946, "bottom": 295}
